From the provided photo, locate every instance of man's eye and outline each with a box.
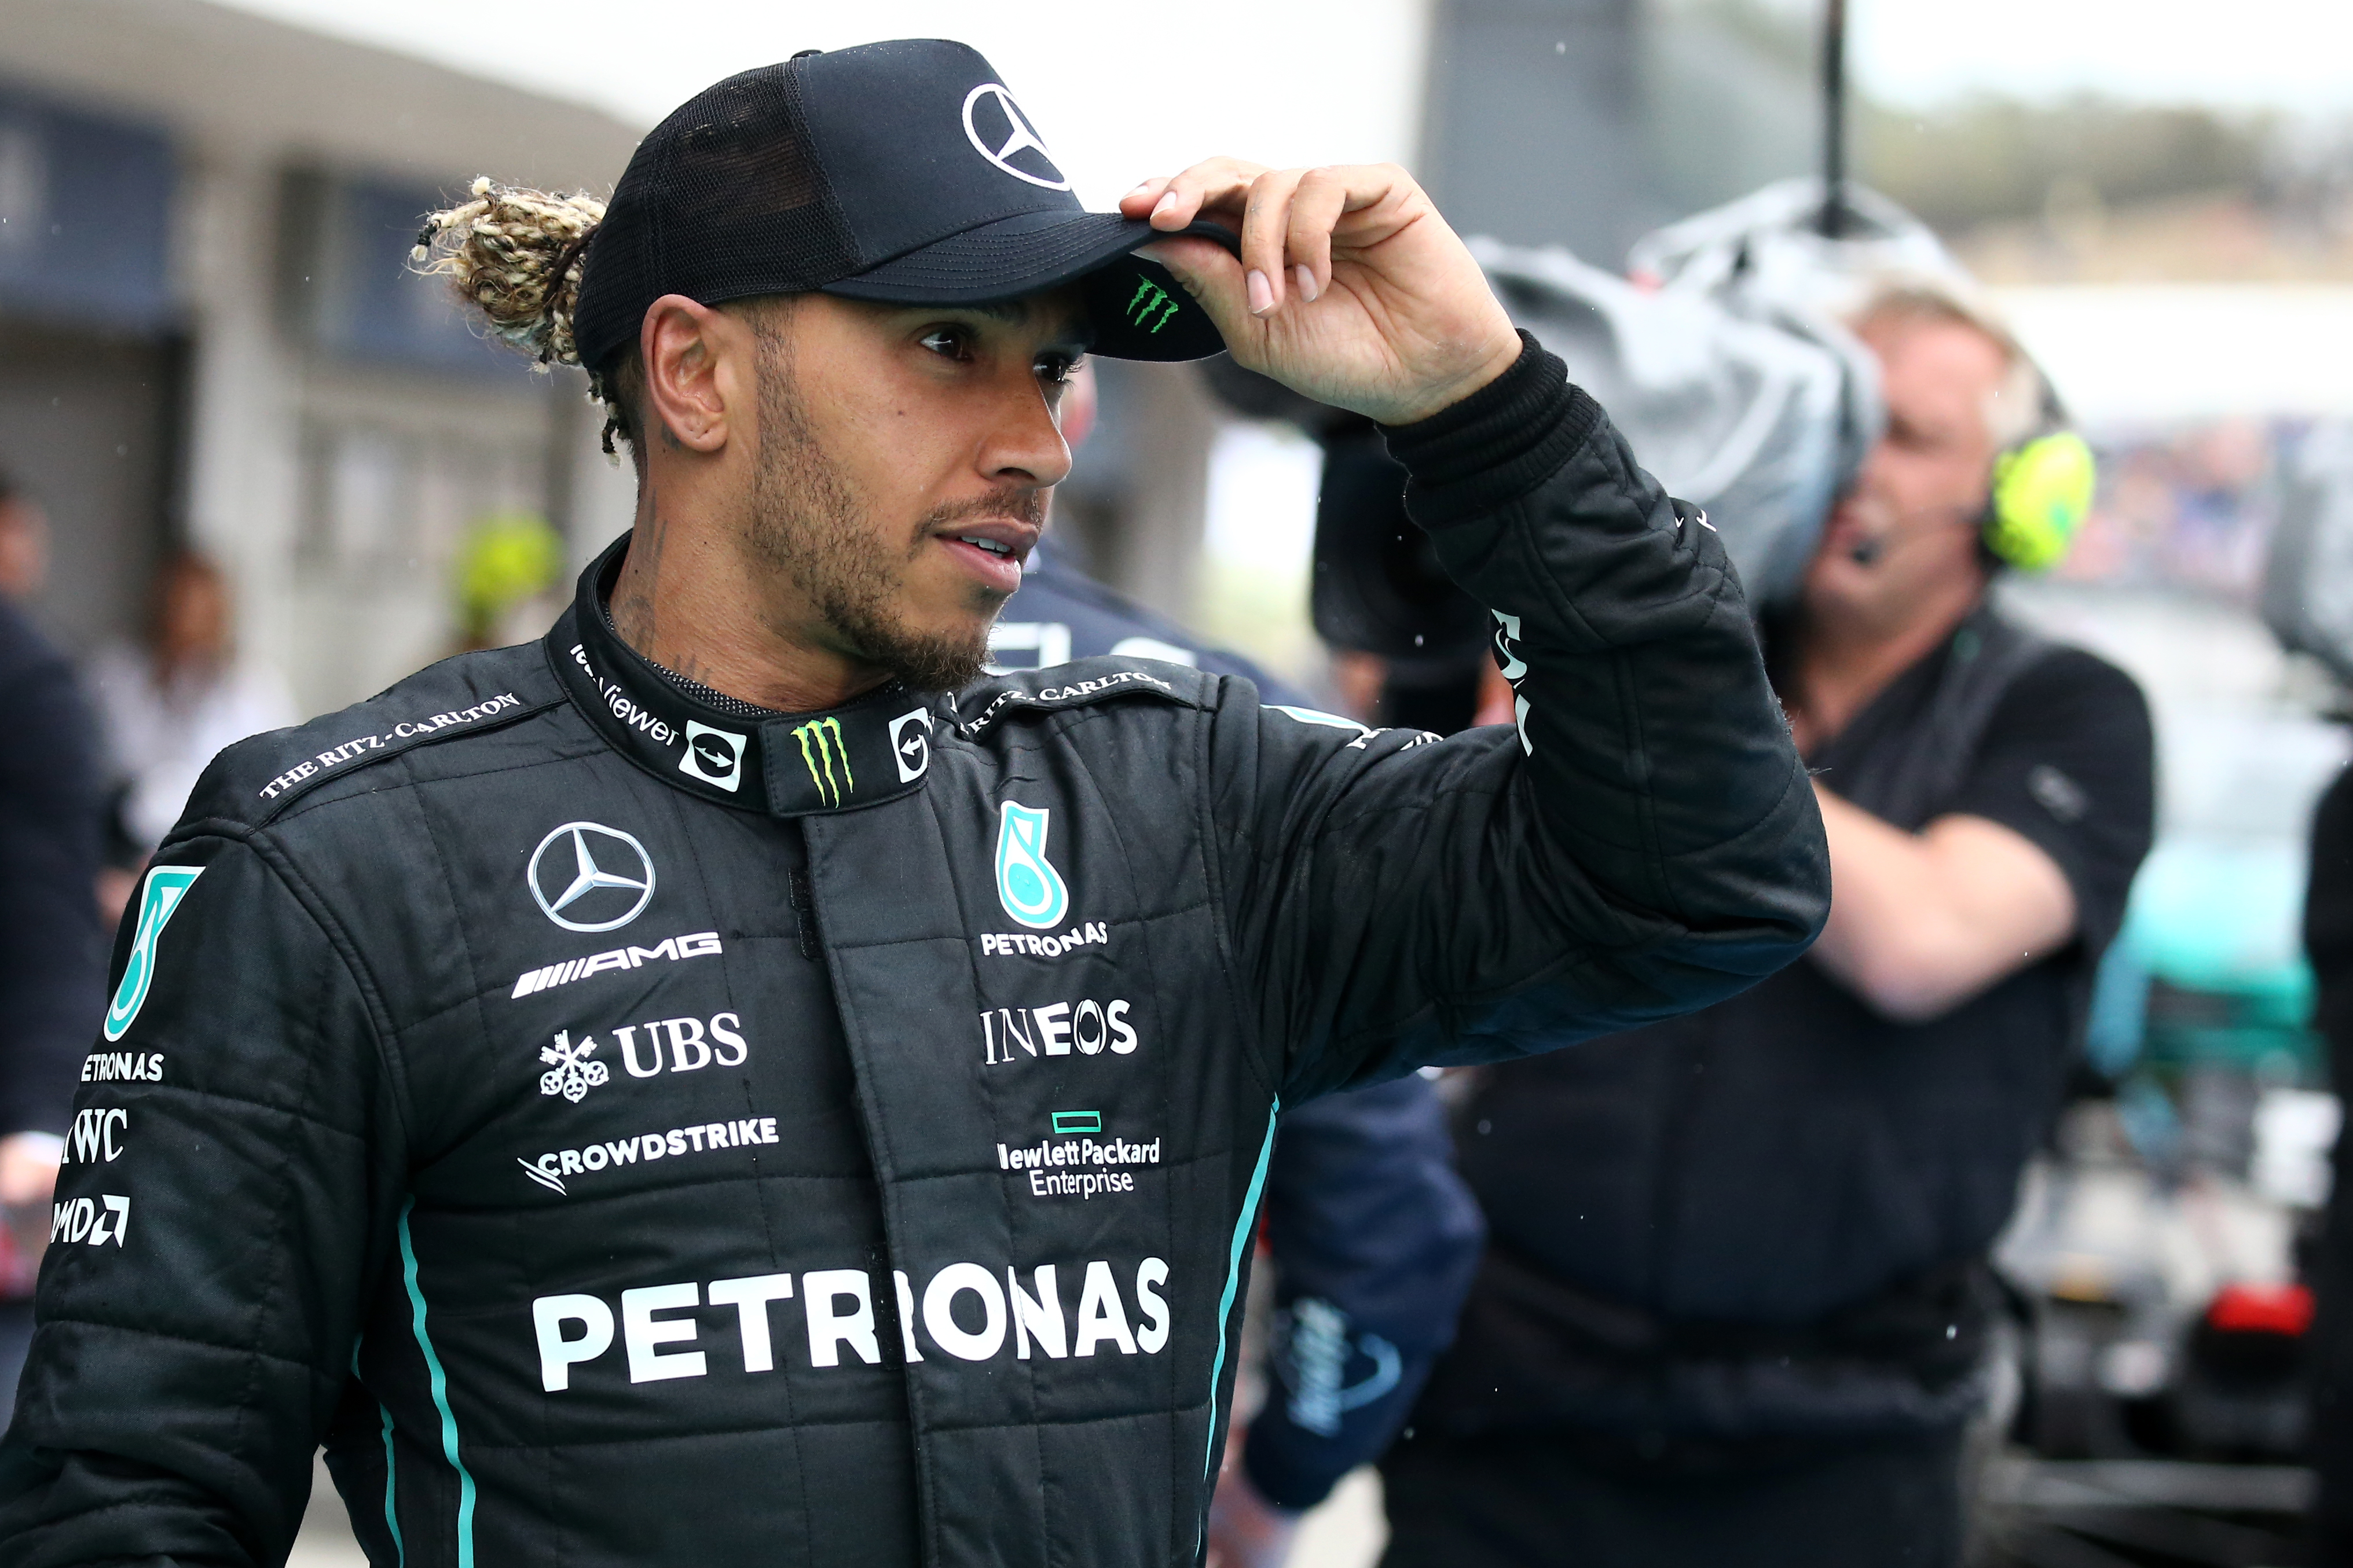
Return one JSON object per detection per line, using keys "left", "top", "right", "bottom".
{"left": 919, "top": 327, "right": 972, "bottom": 360}
{"left": 1036, "top": 354, "right": 1081, "bottom": 387}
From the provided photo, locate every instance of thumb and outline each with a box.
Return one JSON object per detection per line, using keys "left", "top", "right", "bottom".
{"left": 1140, "top": 237, "right": 1256, "bottom": 348}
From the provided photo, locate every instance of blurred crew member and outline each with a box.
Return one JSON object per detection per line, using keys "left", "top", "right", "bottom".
{"left": 0, "top": 484, "right": 48, "bottom": 603}
{"left": 0, "top": 472, "right": 105, "bottom": 1427}
{"left": 1381, "top": 284, "right": 2156, "bottom": 1568}
{"left": 89, "top": 553, "right": 296, "bottom": 865}
{"left": 1004, "top": 368, "right": 1486, "bottom": 1568}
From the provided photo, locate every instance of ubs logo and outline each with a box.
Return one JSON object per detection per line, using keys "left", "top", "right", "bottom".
{"left": 960, "top": 83, "right": 1070, "bottom": 191}
{"left": 529, "top": 822, "right": 655, "bottom": 933}
{"left": 679, "top": 720, "right": 746, "bottom": 792}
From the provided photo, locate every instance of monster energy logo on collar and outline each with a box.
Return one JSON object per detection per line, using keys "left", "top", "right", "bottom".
{"left": 792, "top": 717, "right": 855, "bottom": 807}
{"left": 1125, "top": 276, "right": 1179, "bottom": 334}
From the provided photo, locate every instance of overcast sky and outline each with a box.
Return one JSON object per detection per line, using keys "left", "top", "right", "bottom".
{"left": 212, "top": 0, "right": 2353, "bottom": 152}
{"left": 1841, "top": 0, "right": 2352, "bottom": 116}
{"left": 203, "top": 0, "right": 1435, "bottom": 209}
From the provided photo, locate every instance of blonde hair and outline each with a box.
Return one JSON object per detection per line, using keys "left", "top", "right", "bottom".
{"left": 1850, "top": 279, "right": 2046, "bottom": 451}
{"left": 413, "top": 179, "right": 634, "bottom": 452}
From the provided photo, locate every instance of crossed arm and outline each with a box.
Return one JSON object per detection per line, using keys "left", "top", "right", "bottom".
{"left": 1808, "top": 781, "right": 2077, "bottom": 1023}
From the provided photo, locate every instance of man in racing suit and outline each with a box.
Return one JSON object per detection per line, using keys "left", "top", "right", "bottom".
{"left": 0, "top": 39, "right": 1828, "bottom": 1568}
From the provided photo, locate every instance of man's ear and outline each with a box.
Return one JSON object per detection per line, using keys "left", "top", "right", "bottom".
{"left": 638, "top": 294, "right": 741, "bottom": 455}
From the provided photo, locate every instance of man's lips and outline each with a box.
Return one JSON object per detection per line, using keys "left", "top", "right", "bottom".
{"left": 932, "top": 517, "right": 1039, "bottom": 592}
{"left": 933, "top": 517, "right": 1039, "bottom": 563}
{"left": 1821, "top": 503, "right": 1881, "bottom": 557}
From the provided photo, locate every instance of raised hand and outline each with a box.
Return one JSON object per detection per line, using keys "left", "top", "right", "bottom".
{"left": 1123, "top": 159, "right": 1522, "bottom": 427}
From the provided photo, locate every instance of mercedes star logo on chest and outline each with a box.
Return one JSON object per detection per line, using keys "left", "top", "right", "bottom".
{"left": 529, "top": 822, "right": 656, "bottom": 932}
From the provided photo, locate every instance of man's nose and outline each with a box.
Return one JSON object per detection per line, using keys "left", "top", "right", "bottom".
{"left": 983, "top": 379, "right": 1073, "bottom": 489}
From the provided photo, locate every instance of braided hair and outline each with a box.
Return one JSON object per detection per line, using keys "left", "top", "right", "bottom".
{"left": 414, "top": 178, "right": 636, "bottom": 455}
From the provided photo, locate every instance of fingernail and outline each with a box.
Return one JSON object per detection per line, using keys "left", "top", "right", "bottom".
{"left": 1293, "top": 265, "right": 1319, "bottom": 304}
{"left": 1246, "top": 270, "right": 1275, "bottom": 315}
{"left": 1128, "top": 181, "right": 1156, "bottom": 197}
{"left": 1152, "top": 190, "right": 1179, "bottom": 222}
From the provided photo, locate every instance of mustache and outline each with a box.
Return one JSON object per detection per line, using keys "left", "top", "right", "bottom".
{"left": 915, "top": 486, "right": 1047, "bottom": 539}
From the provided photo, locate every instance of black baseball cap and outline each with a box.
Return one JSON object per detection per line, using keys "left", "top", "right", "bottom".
{"left": 571, "top": 39, "right": 1238, "bottom": 372}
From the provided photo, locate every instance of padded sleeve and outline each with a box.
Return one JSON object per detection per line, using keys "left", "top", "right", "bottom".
{"left": 1208, "top": 337, "right": 1831, "bottom": 1100}
{"left": 0, "top": 832, "right": 407, "bottom": 1568}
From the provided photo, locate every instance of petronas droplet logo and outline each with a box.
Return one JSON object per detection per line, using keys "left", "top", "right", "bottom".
{"left": 104, "top": 865, "right": 203, "bottom": 1042}
{"left": 994, "top": 802, "right": 1069, "bottom": 930}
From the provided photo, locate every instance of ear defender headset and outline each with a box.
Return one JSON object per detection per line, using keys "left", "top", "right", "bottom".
{"left": 1979, "top": 390, "right": 2097, "bottom": 572}
{"left": 1847, "top": 341, "right": 2099, "bottom": 574}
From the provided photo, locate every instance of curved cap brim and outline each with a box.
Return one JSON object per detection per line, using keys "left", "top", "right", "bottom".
{"left": 821, "top": 210, "right": 1238, "bottom": 362}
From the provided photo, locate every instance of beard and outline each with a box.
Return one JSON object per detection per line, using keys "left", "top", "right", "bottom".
{"left": 745, "top": 320, "right": 1034, "bottom": 694}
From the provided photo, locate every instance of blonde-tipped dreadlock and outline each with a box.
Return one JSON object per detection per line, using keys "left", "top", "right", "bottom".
{"left": 414, "top": 178, "right": 633, "bottom": 453}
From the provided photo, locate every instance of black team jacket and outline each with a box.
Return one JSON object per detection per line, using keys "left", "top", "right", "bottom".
{"left": 997, "top": 553, "right": 1488, "bottom": 1512}
{"left": 0, "top": 597, "right": 104, "bottom": 1148}
{"left": 0, "top": 339, "right": 1828, "bottom": 1568}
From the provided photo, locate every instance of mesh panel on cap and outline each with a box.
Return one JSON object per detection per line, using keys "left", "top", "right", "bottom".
{"left": 573, "top": 63, "right": 861, "bottom": 371}
{"left": 664, "top": 68, "right": 859, "bottom": 296}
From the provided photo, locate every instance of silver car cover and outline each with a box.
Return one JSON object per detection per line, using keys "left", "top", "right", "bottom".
{"left": 1476, "top": 178, "right": 1967, "bottom": 605}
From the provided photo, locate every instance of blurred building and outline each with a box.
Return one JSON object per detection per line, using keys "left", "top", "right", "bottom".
{"left": 1421, "top": 0, "right": 1817, "bottom": 267}
{"left": 0, "top": 0, "right": 640, "bottom": 717}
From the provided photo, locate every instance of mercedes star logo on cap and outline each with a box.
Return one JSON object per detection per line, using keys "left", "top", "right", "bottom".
{"left": 961, "top": 83, "right": 1070, "bottom": 190}
{"left": 529, "top": 821, "right": 656, "bottom": 932}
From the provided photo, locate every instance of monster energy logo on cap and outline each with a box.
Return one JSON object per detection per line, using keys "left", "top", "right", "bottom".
{"left": 1125, "top": 276, "right": 1179, "bottom": 334}
{"left": 793, "top": 716, "right": 855, "bottom": 807}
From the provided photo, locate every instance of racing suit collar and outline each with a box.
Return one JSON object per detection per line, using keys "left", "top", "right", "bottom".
{"left": 549, "top": 533, "right": 943, "bottom": 817}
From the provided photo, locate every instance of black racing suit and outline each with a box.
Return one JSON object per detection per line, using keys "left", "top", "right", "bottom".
{"left": 0, "top": 339, "right": 1828, "bottom": 1568}
{"left": 996, "top": 555, "right": 1487, "bottom": 1511}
